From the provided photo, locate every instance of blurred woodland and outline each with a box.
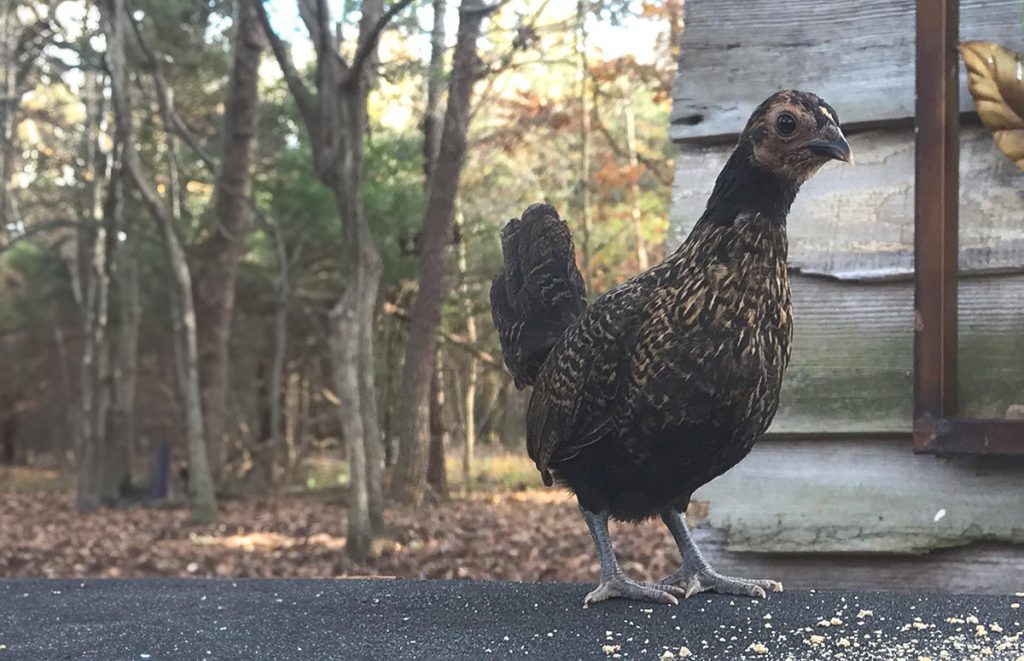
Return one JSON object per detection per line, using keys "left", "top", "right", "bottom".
{"left": 0, "top": 0, "right": 683, "bottom": 563}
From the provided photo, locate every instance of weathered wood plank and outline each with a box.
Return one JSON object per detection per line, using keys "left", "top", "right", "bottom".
{"left": 670, "top": 0, "right": 1024, "bottom": 142}
{"left": 670, "top": 124, "right": 1024, "bottom": 433}
{"left": 694, "top": 439, "right": 1024, "bottom": 554}
{"left": 777, "top": 273, "right": 1024, "bottom": 433}
{"left": 669, "top": 125, "right": 1024, "bottom": 277}
{"left": 695, "top": 528, "right": 1024, "bottom": 595}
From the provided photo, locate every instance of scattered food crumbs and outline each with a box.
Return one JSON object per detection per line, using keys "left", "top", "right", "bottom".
{"left": 1013, "top": 603, "right": 1021, "bottom": 609}
{"left": 817, "top": 619, "right": 832, "bottom": 627}
{"left": 678, "top": 646, "right": 692, "bottom": 658}
{"left": 747, "top": 642, "right": 769, "bottom": 655}
{"left": 976, "top": 624, "right": 989, "bottom": 637}
{"left": 809, "top": 635, "right": 826, "bottom": 645}
{"left": 912, "top": 622, "right": 930, "bottom": 630}
{"left": 967, "top": 615, "right": 981, "bottom": 624}
{"left": 857, "top": 610, "right": 873, "bottom": 619}
{"left": 918, "top": 656, "right": 932, "bottom": 661}
{"left": 830, "top": 617, "right": 842, "bottom": 626}
{"left": 660, "top": 651, "right": 675, "bottom": 660}
{"left": 991, "top": 623, "right": 1004, "bottom": 633}
{"left": 837, "top": 638, "right": 851, "bottom": 648}
{"left": 601, "top": 644, "right": 620, "bottom": 655}
{"left": 763, "top": 614, "right": 772, "bottom": 620}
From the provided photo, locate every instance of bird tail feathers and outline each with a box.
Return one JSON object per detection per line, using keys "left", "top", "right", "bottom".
{"left": 489, "top": 203, "right": 587, "bottom": 388}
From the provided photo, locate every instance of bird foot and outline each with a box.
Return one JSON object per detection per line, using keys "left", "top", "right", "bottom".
{"left": 660, "top": 568, "right": 782, "bottom": 599}
{"left": 583, "top": 574, "right": 686, "bottom": 606}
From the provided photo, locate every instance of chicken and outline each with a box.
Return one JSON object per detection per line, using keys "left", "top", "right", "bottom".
{"left": 489, "top": 90, "right": 852, "bottom": 605}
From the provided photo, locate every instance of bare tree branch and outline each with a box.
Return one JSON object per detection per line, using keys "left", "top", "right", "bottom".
{"left": 348, "top": 0, "right": 417, "bottom": 82}
{"left": 591, "top": 90, "right": 673, "bottom": 187}
{"left": 254, "top": 0, "right": 317, "bottom": 131}
{"left": 0, "top": 219, "right": 77, "bottom": 255}
{"left": 382, "top": 301, "right": 502, "bottom": 370}
{"left": 125, "top": 7, "right": 219, "bottom": 173}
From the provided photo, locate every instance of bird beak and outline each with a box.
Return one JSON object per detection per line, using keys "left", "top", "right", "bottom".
{"left": 803, "top": 125, "right": 853, "bottom": 163}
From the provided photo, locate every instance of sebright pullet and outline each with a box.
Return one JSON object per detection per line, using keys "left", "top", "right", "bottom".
{"left": 490, "top": 91, "right": 852, "bottom": 605}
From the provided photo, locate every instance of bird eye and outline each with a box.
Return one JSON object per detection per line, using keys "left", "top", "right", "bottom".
{"left": 775, "top": 113, "right": 797, "bottom": 136}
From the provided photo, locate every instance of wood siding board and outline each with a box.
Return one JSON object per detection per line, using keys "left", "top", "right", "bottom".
{"left": 694, "top": 527, "right": 1024, "bottom": 595}
{"left": 693, "top": 439, "right": 1024, "bottom": 553}
{"left": 670, "top": 126, "right": 1024, "bottom": 277}
{"left": 670, "top": 0, "right": 1024, "bottom": 142}
{"left": 752, "top": 273, "right": 1024, "bottom": 433}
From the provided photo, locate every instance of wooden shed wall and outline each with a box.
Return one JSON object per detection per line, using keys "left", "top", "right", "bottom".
{"left": 669, "top": 2, "right": 1024, "bottom": 433}
{"left": 669, "top": 0, "right": 1024, "bottom": 142}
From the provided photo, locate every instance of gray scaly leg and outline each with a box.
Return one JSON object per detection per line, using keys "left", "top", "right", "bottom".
{"left": 658, "top": 509, "right": 782, "bottom": 599}
{"left": 579, "top": 506, "right": 686, "bottom": 606}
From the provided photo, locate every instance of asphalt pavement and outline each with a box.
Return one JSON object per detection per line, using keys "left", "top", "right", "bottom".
{"left": 1, "top": 578, "right": 1022, "bottom": 660}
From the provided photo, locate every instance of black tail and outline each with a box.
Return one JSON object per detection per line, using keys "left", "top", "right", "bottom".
{"left": 489, "top": 203, "right": 587, "bottom": 388}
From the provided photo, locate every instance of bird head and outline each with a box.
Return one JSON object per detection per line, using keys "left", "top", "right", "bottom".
{"left": 740, "top": 90, "right": 852, "bottom": 184}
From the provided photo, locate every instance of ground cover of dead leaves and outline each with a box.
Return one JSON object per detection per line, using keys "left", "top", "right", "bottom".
{"left": 0, "top": 488, "right": 701, "bottom": 581}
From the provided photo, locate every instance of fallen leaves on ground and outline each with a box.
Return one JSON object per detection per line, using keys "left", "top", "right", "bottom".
{"left": 0, "top": 489, "right": 707, "bottom": 582}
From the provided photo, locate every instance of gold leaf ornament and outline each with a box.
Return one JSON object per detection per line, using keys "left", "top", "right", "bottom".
{"left": 959, "top": 41, "right": 1024, "bottom": 170}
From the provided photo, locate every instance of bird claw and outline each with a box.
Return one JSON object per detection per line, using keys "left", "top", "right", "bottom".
{"left": 583, "top": 575, "right": 684, "bottom": 606}
{"left": 660, "top": 569, "right": 782, "bottom": 599}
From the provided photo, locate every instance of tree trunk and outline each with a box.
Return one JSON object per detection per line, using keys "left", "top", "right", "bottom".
{"left": 1, "top": 409, "right": 16, "bottom": 465}
{"left": 75, "top": 67, "right": 112, "bottom": 514}
{"left": 625, "top": 100, "right": 649, "bottom": 271}
{"left": 194, "top": 0, "right": 264, "bottom": 482}
{"left": 104, "top": 0, "right": 217, "bottom": 523}
{"left": 391, "top": 0, "right": 489, "bottom": 505}
{"left": 327, "top": 82, "right": 382, "bottom": 559}
{"left": 575, "top": 0, "right": 593, "bottom": 287}
{"left": 265, "top": 220, "right": 290, "bottom": 487}
{"left": 423, "top": 0, "right": 447, "bottom": 186}
{"left": 426, "top": 351, "right": 448, "bottom": 496}
{"left": 455, "top": 208, "right": 477, "bottom": 487}
{"left": 255, "top": 0, "right": 418, "bottom": 559}
{"left": 102, "top": 126, "right": 135, "bottom": 505}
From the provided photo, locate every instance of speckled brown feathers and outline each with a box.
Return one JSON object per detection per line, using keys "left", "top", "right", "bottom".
{"left": 490, "top": 203, "right": 588, "bottom": 390}
{"left": 490, "top": 91, "right": 850, "bottom": 520}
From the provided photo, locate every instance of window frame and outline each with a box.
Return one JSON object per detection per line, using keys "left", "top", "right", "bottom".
{"left": 912, "top": 0, "right": 1024, "bottom": 454}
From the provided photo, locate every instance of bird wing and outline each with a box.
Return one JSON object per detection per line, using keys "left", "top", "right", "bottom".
{"left": 525, "top": 284, "right": 646, "bottom": 477}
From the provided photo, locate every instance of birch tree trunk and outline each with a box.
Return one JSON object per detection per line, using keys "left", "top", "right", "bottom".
{"left": 625, "top": 100, "right": 649, "bottom": 271}
{"left": 391, "top": 0, "right": 490, "bottom": 505}
{"left": 423, "top": 0, "right": 447, "bottom": 187}
{"left": 456, "top": 208, "right": 477, "bottom": 487}
{"left": 75, "top": 66, "right": 112, "bottom": 513}
{"left": 256, "top": 0, "right": 416, "bottom": 558}
{"left": 106, "top": 234, "right": 140, "bottom": 502}
{"left": 575, "top": 0, "right": 593, "bottom": 287}
{"left": 103, "top": 0, "right": 217, "bottom": 523}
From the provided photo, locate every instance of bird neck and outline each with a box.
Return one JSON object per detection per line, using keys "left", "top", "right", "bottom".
{"left": 701, "top": 140, "right": 799, "bottom": 224}
{"left": 662, "top": 140, "right": 794, "bottom": 273}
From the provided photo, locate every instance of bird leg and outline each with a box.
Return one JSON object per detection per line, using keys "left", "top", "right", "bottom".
{"left": 658, "top": 510, "right": 782, "bottom": 599}
{"left": 579, "top": 506, "right": 686, "bottom": 606}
